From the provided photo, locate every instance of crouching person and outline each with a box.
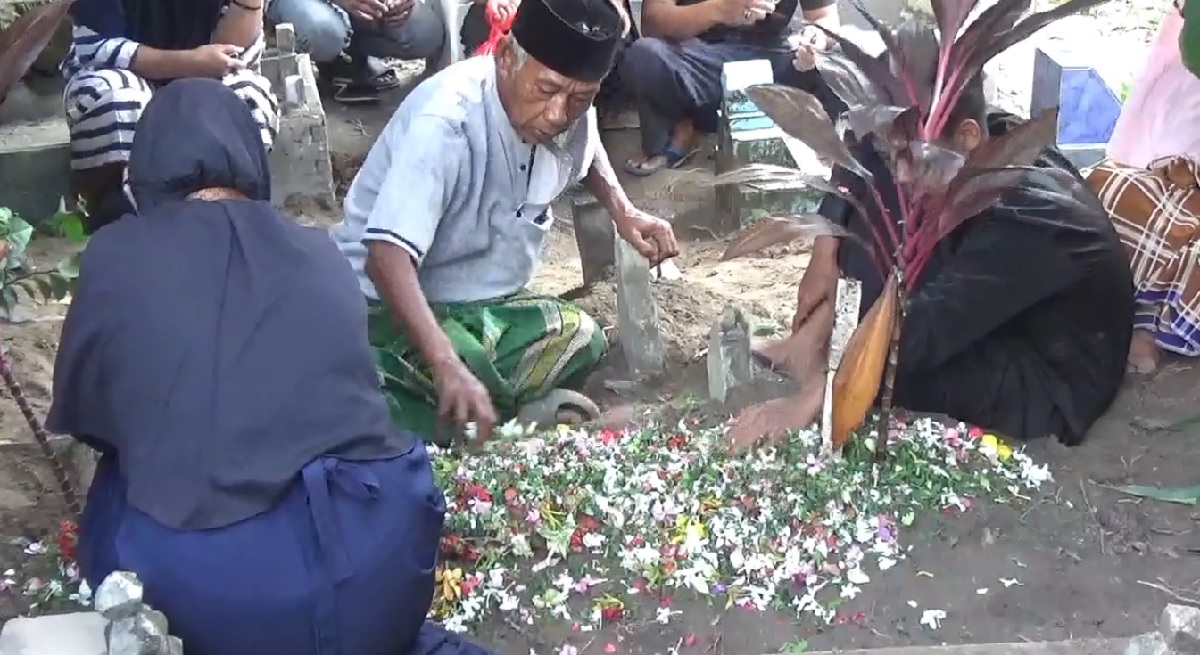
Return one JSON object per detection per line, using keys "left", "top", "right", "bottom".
{"left": 334, "top": 0, "right": 679, "bottom": 443}
{"left": 64, "top": 0, "right": 279, "bottom": 232}
{"left": 50, "top": 78, "right": 495, "bottom": 655}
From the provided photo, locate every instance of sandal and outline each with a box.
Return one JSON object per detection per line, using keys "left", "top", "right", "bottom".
{"left": 325, "top": 56, "right": 401, "bottom": 92}
{"left": 623, "top": 145, "right": 699, "bottom": 177}
{"left": 516, "top": 389, "right": 601, "bottom": 428}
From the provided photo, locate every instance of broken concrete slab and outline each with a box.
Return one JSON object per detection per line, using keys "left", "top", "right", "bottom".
{"left": 0, "top": 612, "right": 106, "bottom": 655}
{"left": 802, "top": 637, "right": 1131, "bottom": 655}
{"left": 0, "top": 116, "right": 70, "bottom": 224}
{"left": 706, "top": 305, "right": 752, "bottom": 403}
{"left": 614, "top": 236, "right": 665, "bottom": 377}
{"left": 261, "top": 23, "right": 338, "bottom": 223}
{"left": 1160, "top": 603, "right": 1200, "bottom": 654}
{"left": 821, "top": 278, "right": 862, "bottom": 456}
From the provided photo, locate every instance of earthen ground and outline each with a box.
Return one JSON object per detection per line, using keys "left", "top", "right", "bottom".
{"left": 2, "top": 10, "right": 1197, "bottom": 648}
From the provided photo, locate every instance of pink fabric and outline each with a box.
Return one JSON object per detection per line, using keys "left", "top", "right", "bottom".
{"left": 1109, "top": 11, "right": 1200, "bottom": 167}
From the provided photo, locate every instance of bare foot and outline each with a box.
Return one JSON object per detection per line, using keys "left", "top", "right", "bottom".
{"left": 751, "top": 300, "right": 834, "bottom": 381}
{"left": 1128, "top": 329, "right": 1160, "bottom": 375}
{"left": 727, "top": 378, "right": 825, "bottom": 451}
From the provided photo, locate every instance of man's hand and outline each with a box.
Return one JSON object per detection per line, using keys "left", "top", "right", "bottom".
{"left": 384, "top": 0, "right": 415, "bottom": 24}
{"left": 716, "top": 0, "right": 777, "bottom": 26}
{"left": 487, "top": 0, "right": 519, "bottom": 24}
{"left": 614, "top": 208, "right": 680, "bottom": 266}
{"left": 185, "top": 44, "right": 245, "bottom": 78}
{"left": 432, "top": 358, "right": 497, "bottom": 442}
{"left": 791, "top": 248, "right": 838, "bottom": 333}
{"left": 335, "top": 0, "right": 387, "bottom": 21}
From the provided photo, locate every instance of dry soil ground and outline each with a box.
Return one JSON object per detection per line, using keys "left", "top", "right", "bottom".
{"left": 1, "top": 3, "right": 1197, "bottom": 651}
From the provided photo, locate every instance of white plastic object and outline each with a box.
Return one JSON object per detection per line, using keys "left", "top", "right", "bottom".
{"left": 435, "top": 0, "right": 475, "bottom": 68}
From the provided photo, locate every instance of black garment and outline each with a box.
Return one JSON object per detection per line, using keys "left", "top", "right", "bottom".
{"left": 70, "top": 0, "right": 227, "bottom": 49}
{"left": 47, "top": 79, "right": 411, "bottom": 530}
{"left": 683, "top": 0, "right": 835, "bottom": 49}
{"left": 820, "top": 113, "right": 1134, "bottom": 446}
{"left": 618, "top": 37, "right": 843, "bottom": 154}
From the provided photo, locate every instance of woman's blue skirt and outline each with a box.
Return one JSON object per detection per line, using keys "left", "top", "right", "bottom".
{"left": 78, "top": 441, "right": 491, "bottom": 655}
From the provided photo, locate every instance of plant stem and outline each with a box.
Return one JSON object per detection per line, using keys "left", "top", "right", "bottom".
{"left": 874, "top": 280, "right": 904, "bottom": 463}
{"left": 0, "top": 346, "right": 81, "bottom": 518}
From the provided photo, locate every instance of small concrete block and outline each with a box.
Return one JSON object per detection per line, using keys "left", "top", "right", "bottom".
{"left": 614, "top": 236, "right": 666, "bottom": 377}
{"left": 1160, "top": 603, "right": 1200, "bottom": 654}
{"left": 571, "top": 195, "right": 616, "bottom": 285}
{"left": 0, "top": 612, "right": 107, "bottom": 655}
{"left": 0, "top": 117, "right": 70, "bottom": 225}
{"left": 821, "top": 277, "right": 862, "bottom": 455}
{"left": 275, "top": 23, "right": 296, "bottom": 55}
{"left": 1031, "top": 43, "right": 1122, "bottom": 149}
{"left": 707, "top": 305, "right": 752, "bottom": 402}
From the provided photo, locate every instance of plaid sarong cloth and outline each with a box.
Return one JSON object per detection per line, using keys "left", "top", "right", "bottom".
{"left": 367, "top": 293, "right": 607, "bottom": 443}
{"left": 1086, "top": 156, "right": 1200, "bottom": 355}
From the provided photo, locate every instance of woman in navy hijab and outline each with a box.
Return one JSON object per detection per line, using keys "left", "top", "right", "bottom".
{"left": 48, "top": 79, "right": 490, "bottom": 655}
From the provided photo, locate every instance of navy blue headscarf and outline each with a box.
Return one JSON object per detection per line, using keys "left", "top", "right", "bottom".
{"left": 47, "top": 80, "right": 411, "bottom": 530}
{"left": 70, "top": 0, "right": 227, "bottom": 50}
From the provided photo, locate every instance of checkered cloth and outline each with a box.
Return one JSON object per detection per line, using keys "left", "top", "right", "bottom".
{"left": 1086, "top": 156, "right": 1200, "bottom": 355}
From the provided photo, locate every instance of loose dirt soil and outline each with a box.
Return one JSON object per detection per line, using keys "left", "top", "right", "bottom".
{"left": 2, "top": 7, "right": 1197, "bottom": 648}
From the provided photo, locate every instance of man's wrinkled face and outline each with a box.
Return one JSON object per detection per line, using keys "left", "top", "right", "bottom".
{"left": 496, "top": 37, "right": 601, "bottom": 144}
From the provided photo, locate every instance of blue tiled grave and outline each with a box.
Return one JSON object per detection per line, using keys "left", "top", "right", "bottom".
{"left": 715, "top": 60, "right": 827, "bottom": 235}
{"left": 1030, "top": 42, "right": 1123, "bottom": 169}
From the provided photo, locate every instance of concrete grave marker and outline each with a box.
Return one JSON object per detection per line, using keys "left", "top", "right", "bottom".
{"left": 261, "top": 23, "right": 337, "bottom": 221}
{"left": 614, "top": 236, "right": 666, "bottom": 377}
{"left": 820, "top": 278, "right": 862, "bottom": 456}
{"left": 706, "top": 305, "right": 752, "bottom": 403}
{"left": 0, "top": 613, "right": 106, "bottom": 655}
{"left": 1031, "top": 42, "right": 1123, "bottom": 170}
{"left": 571, "top": 195, "right": 616, "bottom": 285}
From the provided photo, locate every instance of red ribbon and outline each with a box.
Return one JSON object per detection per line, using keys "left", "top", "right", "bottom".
{"left": 472, "top": 0, "right": 518, "bottom": 57}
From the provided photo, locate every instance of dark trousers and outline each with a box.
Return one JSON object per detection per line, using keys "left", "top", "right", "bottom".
{"left": 618, "top": 37, "right": 845, "bottom": 154}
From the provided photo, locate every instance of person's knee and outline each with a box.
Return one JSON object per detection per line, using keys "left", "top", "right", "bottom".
{"left": 619, "top": 37, "right": 673, "bottom": 95}
{"left": 386, "top": 3, "right": 446, "bottom": 60}
{"left": 223, "top": 70, "right": 280, "bottom": 150}
{"left": 268, "top": 0, "right": 351, "bottom": 62}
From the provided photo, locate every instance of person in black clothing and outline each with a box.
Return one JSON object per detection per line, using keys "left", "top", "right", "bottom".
{"left": 617, "top": 0, "right": 842, "bottom": 176}
{"left": 740, "top": 78, "right": 1134, "bottom": 448}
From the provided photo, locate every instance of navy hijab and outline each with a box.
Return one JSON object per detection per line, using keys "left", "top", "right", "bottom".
{"left": 47, "top": 80, "right": 411, "bottom": 530}
{"left": 70, "top": 0, "right": 227, "bottom": 51}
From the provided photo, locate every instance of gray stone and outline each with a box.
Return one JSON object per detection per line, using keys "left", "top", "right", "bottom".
{"left": 707, "top": 306, "right": 752, "bottom": 402}
{"left": 0, "top": 612, "right": 106, "bottom": 655}
{"left": 1161, "top": 603, "right": 1200, "bottom": 654}
{"left": 820, "top": 278, "right": 862, "bottom": 455}
{"left": 1030, "top": 42, "right": 1121, "bottom": 160}
{"left": 1125, "top": 631, "right": 1171, "bottom": 655}
{"left": 571, "top": 195, "right": 615, "bottom": 285}
{"left": 105, "top": 610, "right": 181, "bottom": 655}
{"left": 261, "top": 23, "right": 337, "bottom": 223}
{"left": 0, "top": 116, "right": 70, "bottom": 225}
{"left": 614, "top": 236, "right": 665, "bottom": 377}
{"left": 95, "top": 571, "right": 144, "bottom": 621}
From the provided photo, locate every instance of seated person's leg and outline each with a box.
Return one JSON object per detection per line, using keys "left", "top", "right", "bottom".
{"left": 266, "top": 0, "right": 352, "bottom": 66}
{"left": 221, "top": 69, "right": 281, "bottom": 152}
{"left": 357, "top": 2, "right": 447, "bottom": 69}
{"left": 65, "top": 69, "right": 153, "bottom": 233}
{"left": 368, "top": 294, "right": 607, "bottom": 442}
{"left": 619, "top": 37, "right": 730, "bottom": 176}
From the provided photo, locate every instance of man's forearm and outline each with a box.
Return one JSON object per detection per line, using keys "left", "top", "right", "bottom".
{"left": 213, "top": 2, "right": 264, "bottom": 49}
{"left": 813, "top": 235, "right": 840, "bottom": 263}
{"left": 641, "top": 0, "right": 724, "bottom": 41}
{"left": 583, "top": 143, "right": 635, "bottom": 223}
{"left": 366, "top": 242, "right": 459, "bottom": 370}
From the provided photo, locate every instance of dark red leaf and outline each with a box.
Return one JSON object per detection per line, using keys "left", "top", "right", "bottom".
{"left": 848, "top": 105, "right": 920, "bottom": 158}
{"left": 963, "top": 107, "right": 1059, "bottom": 169}
{"left": 895, "top": 21, "right": 941, "bottom": 113}
{"left": 812, "top": 24, "right": 905, "bottom": 104}
{"left": 745, "top": 84, "right": 873, "bottom": 179}
{"left": 721, "top": 215, "right": 849, "bottom": 261}
{"left": 936, "top": 166, "right": 1031, "bottom": 234}
{"left": 908, "top": 141, "right": 965, "bottom": 190}
{"left": 0, "top": 1, "right": 75, "bottom": 103}
{"left": 814, "top": 51, "right": 885, "bottom": 109}
{"left": 930, "top": 0, "right": 981, "bottom": 44}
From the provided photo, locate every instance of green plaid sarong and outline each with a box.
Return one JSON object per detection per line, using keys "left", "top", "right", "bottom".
{"left": 368, "top": 293, "right": 607, "bottom": 442}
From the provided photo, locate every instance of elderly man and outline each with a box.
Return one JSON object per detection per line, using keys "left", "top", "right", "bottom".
{"left": 334, "top": 0, "right": 679, "bottom": 443}
{"left": 267, "top": 0, "right": 445, "bottom": 103}
{"left": 619, "top": 0, "right": 844, "bottom": 175}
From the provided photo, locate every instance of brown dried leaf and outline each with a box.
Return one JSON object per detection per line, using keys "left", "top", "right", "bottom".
{"left": 0, "top": 1, "right": 74, "bottom": 102}
{"left": 745, "top": 84, "right": 872, "bottom": 179}
{"left": 721, "top": 215, "right": 847, "bottom": 261}
{"left": 831, "top": 272, "right": 899, "bottom": 450}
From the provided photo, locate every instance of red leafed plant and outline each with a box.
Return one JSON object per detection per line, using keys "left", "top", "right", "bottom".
{"left": 0, "top": 0, "right": 83, "bottom": 518}
{"left": 719, "top": 0, "right": 1111, "bottom": 453}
